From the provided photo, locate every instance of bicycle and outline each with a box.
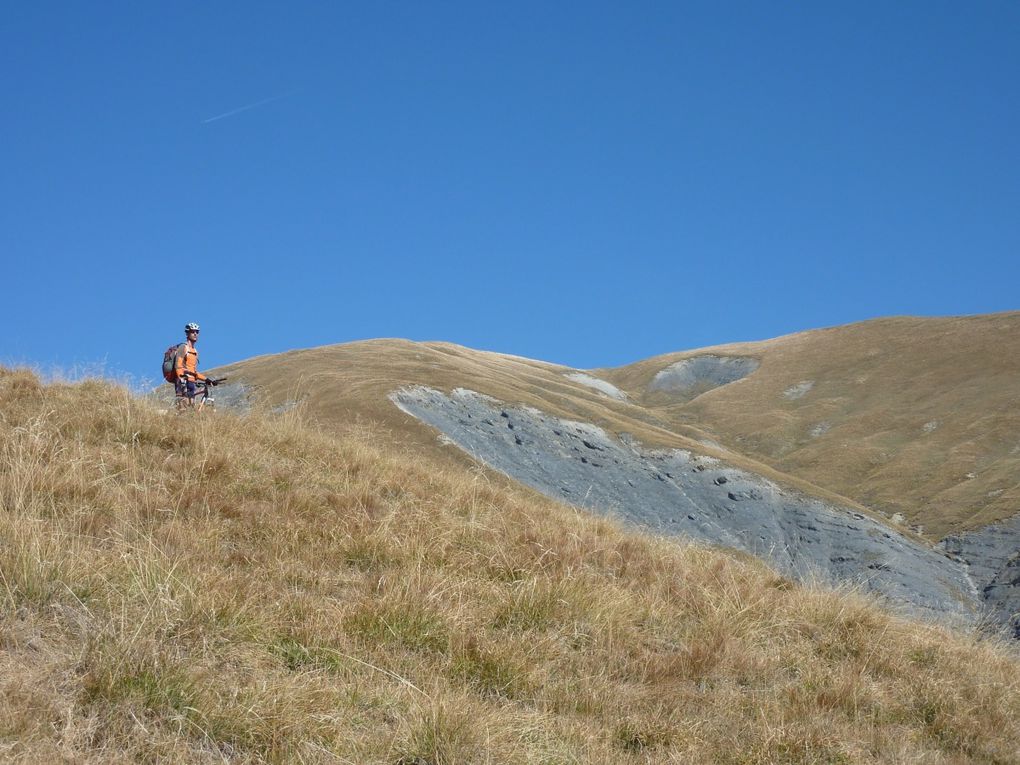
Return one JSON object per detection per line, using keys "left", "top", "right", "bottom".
{"left": 174, "top": 377, "right": 227, "bottom": 413}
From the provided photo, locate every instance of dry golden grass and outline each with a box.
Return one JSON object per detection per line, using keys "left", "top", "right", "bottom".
{"left": 2, "top": 367, "right": 1019, "bottom": 763}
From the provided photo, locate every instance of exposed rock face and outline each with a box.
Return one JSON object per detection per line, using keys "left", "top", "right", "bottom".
{"left": 940, "top": 516, "right": 1020, "bottom": 638}
{"left": 783, "top": 380, "right": 814, "bottom": 400}
{"left": 392, "top": 386, "right": 981, "bottom": 629}
{"left": 565, "top": 373, "right": 628, "bottom": 401}
{"left": 650, "top": 356, "right": 759, "bottom": 396}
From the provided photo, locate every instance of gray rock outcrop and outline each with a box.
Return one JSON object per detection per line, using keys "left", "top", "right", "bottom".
{"left": 940, "top": 515, "right": 1020, "bottom": 638}
{"left": 565, "top": 372, "right": 628, "bottom": 401}
{"left": 650, "top": 355, "right": 759, "bottom": 396}
{"left": 393, "top": 386, "right": 982, "bottom": 629}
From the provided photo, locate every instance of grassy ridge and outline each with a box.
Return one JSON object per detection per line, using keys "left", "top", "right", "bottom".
{"left": 1, "top": 368, "right": 1018, "bottom": 763}
{"left": 601, "top": 313, "right": 1020, "bottom": 537}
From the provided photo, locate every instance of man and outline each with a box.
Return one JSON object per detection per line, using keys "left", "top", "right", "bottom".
{"left": 174, "top": 322, "right": 216, "bottom": 403}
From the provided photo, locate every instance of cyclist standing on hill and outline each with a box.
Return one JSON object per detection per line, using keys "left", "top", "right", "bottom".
{"left": 175, "top": 322, "right": 216, "bottom": 402}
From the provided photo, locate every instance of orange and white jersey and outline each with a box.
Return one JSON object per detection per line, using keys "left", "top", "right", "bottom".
{"left": 174, "top": 342, "right": 207, "bottom": 381}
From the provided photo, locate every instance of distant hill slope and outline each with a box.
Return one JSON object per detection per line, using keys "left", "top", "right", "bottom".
{"left": 598, "top": 312, "right": 1020, "bottom": 538}
{"left": 212, "top": 313, "right": 1020, "bottom": 635}
{"left": 217, "top": 313, "right": 1019, "bottom": 539}
{"left": 214, "top": 340, "right": 874, "bottom": 518}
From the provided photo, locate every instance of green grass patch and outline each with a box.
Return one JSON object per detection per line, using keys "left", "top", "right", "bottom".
{"left": 450, "top": 639, "right": 531, "bottom": 701}
{"left": 346, "top": 600, "right": 450, "bottom": 655}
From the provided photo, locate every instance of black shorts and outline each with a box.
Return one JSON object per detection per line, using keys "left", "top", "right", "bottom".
{"left": 176, "top": 379, "right": 198, "bottom": 398}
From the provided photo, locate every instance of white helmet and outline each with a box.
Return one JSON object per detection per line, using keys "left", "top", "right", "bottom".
{"left": 185, "top": 322, "right": 200, "bottom": 333}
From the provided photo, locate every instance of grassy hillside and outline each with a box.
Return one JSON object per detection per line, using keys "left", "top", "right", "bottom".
{"left": 213, "top": 340, "right": 880, "bottom": 521}
{"left": 215, "top": 313, "right": 1020, "bottom": 539}
{"left": 2, "top": 367, "right": 1019, "bottom": 763}
{"left": 601, "top": 313, "right": 1020, "bottom": 537}
{"left": 214, "top": 338, "right": 694, "bottom": 449}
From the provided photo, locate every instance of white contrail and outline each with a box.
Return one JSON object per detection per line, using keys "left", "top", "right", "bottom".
{"left": 201, "top": 91, "right": 295, "bottom": 124}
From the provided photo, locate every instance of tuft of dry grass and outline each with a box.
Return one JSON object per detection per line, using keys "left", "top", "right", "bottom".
{"left": 1, "top": 366, "right": 1019, "bottom": 763}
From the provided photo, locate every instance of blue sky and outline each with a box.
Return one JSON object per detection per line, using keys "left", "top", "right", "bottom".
{"left": 4, "top": 2, "right": 1018, "bottom": 385}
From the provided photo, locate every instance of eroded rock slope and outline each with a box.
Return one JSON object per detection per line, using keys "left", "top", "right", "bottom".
{"left": 940, "top": 516, "right": 1020, "bottom": 638}
{"left": 393, "top": 386, "right": 980, "bottom": 628}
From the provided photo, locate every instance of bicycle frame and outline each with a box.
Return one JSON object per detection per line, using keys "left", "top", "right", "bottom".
{"left": 175, "top": 379, "right": 216, "bottom": 412}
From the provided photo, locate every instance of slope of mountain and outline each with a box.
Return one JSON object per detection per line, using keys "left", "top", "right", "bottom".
{"left": 392, "top": 385, "right": 977, "bottom": 628}
{"left": 599, "top": 312, "right": 1020, "bottom": 538}
{"left": 6, "top": 368, "right": 1020, "bottom": 762}
{"left": 213, "top": 340, "right": 870, "bottom": 513}
{"left": 213, "top": 313, "right": 1020, "bottom": 635}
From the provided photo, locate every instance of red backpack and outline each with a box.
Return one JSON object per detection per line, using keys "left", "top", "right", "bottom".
{"left": 162, "top": 343, "right": 185, "bottom": 383}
